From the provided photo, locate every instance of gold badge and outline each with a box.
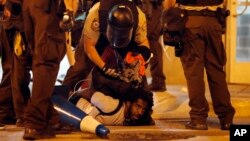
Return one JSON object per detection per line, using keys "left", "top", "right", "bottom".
{"left": 91, "top": 18, "right": 100, "bottom": 32}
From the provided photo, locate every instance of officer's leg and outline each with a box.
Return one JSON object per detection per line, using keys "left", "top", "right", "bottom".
{"left": 149, "top": 39, "right": 166, "bottom": 90}
{"left": 204, "top": 19, "right": 235, "bottom": 125}
{"left": 11, "top": 52, "right": 31, "bottom": 126}
{"left": 0, "top": 28, "right": 15, "bottom": 124}
{"left": 180, "top": 27, "right": 209, "bottom": 124}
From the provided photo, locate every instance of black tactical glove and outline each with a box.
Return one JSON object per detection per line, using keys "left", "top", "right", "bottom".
{"left": 102, "top": 64, "right": 120, "bottom": 78}
{"left": 59, "top": 10, "right": 74, "bottom": 32}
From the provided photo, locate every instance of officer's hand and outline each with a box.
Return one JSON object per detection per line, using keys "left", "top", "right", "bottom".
{"left": 102, "top": 64, "right": 119, "bottom": 78}
{"left": 59, "top": 10, "right": 74, "bottom": 32}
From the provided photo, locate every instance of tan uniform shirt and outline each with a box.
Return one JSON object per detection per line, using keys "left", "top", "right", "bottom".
{"left": 83, "top": 2, "right": 148, "bottom": 45}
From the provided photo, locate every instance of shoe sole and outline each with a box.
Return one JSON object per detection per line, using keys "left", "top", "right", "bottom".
{"left": 186, "top": 125, "right": 208, "bottom": 130}
{"left": 0, "top": 126, "right": 5, "bottom": 130}
{"left": 23, "top": 135, "right": 55, "bottom": 140}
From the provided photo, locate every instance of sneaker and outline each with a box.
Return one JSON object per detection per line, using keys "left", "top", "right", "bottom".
{"left": 23, "top": 127, "right": 55, "bottom": 140}
{"left": 185, "top": 121, "right": 208, "bottom": 130}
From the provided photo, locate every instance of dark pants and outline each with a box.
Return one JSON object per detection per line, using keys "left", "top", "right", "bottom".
{"left": 181, "top": 16, "right": 235, "bottom": 123}
{"left": 0, "top": 26, "right": 15, "bottom": 123}
{"left": 0, "top": 25, "right": 30, "bottom": 123}
{"left": 22, "top": 0, "right": 66, "bottom": 129}
{"left": 146, "top": 4, "right": 166, "bottom": 87}
{"left": 12, "top": 49, "right": 32, "bottom": 120}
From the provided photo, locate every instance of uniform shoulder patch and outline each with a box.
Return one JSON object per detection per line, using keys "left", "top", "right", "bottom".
{"left": 91, "top": 18, "right": 100, "bottom": 32}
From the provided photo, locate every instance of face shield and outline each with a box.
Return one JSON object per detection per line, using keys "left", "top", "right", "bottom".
{"left": 106, "top": 5, "right": 134, "bottom": 48}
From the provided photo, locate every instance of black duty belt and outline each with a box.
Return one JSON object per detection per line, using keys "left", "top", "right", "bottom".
{"left": 186, "top": 10, "right": 217, "bottom": 17}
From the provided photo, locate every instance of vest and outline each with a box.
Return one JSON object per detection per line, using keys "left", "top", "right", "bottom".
{"left": 176, "top": 0, "right": 223, "bottom": 6}
{"left": 96, "top": 0, "right": 139, "bottom": 59}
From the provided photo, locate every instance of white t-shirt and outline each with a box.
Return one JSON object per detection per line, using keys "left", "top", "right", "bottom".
{"left": 76, "top": 91, "right": 125, "bottom": 125}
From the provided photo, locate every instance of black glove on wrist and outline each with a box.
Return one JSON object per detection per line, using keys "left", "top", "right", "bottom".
{"left": 102, "top": 64, "right": 120, "bottom": 78}
{"left": 59, "top": 10, "right": 74, "bottom": 32}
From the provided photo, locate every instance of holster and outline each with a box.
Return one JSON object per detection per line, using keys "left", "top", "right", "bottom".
{"left": 162, "top": 7, "right": 187, "bottom": 46}
{"left": 216, "top": 7, "right": 230, "bottom": 33}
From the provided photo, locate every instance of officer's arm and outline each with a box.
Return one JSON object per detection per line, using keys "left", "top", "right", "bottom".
{"left": 137, "top": 38, "right": 149, "bottom": 48}
{"left": 223, "top": 0, "right": 228, "bottom": 8}
{"left": 135, "top": 7, "right": 152, "bottom": 62}
{"left": 164, "top": 0, "right": 176, "bottom": 9}
{"left": 64, "top": 0, "right": 78, "bottom": 15}
{"left": 82, "top": 2, "right": 105, "bottom": 69}
{"left": 135, "top": 7, "right": 150, "bottom": 48}
{"left": 84, "top": 36, "right": 105, "bottom": 69}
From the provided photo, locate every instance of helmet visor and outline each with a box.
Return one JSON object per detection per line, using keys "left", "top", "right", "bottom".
{"left": 106, "top": 24, "right": 133, "bottom": 48}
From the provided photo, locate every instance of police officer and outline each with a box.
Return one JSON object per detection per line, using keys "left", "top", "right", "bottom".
{"left": 84, "top": 0, "right": 150, "bottom": 78}
{"left": 87, "top": 3, "right": 151, "bottom": 101}
{"left": 140, "top": 0, "right": 167, "bottom": 92}
{"left": 167, "top": 0, "right": 235, "bottom": 130}
{"left": 0, "top": 0, "right": 30, "bottom": 127}
{"left": 21, "top": 0, "right": 78, "bottom": 140}
{"left": 63, "top": 0, "right": 151, "bottom": 94}
{"left": 0, "top": 0, "right": 16, "bottom": 126}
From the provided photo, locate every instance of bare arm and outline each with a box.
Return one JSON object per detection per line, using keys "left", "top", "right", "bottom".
{"left": 84, "top": 36, "right": 105, "bottom": 69}
{"left": 81, "top": 2, "right": 105, "bottom": 69}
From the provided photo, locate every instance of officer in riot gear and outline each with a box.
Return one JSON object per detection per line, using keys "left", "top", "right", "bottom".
{"left": 87, "top": 2, "right": 152, "bottom": 96}
{"left": 62, "top": 0, "right": 152, "bottom": 93}
{"left": 102, "top": 5, "right": 136, "bottom": 77}
{"left": 106, "top": 5, "right": 134, "bottom": 48}
{"left": 164, "top": 0, "right": 235, "bottom": 130}
{"left": 70, "top": 0, "right": 154, "bottom": 125}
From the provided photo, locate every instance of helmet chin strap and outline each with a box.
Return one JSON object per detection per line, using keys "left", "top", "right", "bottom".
{"left": 113, "top": 48, "right": 125, "bottom": 71}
